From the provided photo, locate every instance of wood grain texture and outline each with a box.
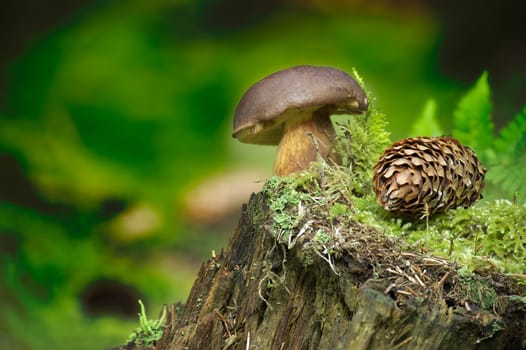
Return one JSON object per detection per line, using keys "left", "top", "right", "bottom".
{"left": 122, "top": 192, "right": 525, "bottom": 350}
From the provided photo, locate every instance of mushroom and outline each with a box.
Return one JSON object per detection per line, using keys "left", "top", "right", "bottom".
{"left": 232, "top": 65, "right": 369, "bottom": 176}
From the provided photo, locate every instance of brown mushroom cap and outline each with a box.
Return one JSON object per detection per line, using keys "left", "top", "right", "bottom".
{"left": 232, "top": 65, "right": 369, "bottom": 145}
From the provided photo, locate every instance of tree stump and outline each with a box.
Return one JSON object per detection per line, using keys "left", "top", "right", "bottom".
{"left": 133, "top": 192, "right": 526, "bottom": 350}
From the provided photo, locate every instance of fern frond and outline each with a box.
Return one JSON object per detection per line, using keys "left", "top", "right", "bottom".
{"left": 493, "top": 106, "right": 526, "bottom": 158}
{"left": 452, "top": 71, "right": 494, "bottom": 162}
{"left": 486, "top": 106, "right": 526, "bottom": 202}
{"left": 410, "top": 98, "right": 444, "bottom": 137}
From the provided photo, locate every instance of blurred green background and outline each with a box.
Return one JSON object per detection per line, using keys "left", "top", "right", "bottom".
{"left": 1, "top": 0, "right": 525, "bottom": 348}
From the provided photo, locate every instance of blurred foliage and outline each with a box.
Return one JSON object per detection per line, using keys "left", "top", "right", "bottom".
{"left": 0, "top": 0, "right": 488, "bottom": 348}
{"left": 452, "top": 72, "right": 495, "bottom": 159}
{"left": 409, "top": 99, "right": 442, "bottom": 137}
{"left": 2, "top": 6, "right": 231, "bottom": 205}
{"left": 488, "top": 107, "right": 526, "bottom": 200}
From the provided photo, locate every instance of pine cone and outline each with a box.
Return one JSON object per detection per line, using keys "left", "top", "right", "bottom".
{"left": 372, "top": 136, "right": 486, "bottom": 219}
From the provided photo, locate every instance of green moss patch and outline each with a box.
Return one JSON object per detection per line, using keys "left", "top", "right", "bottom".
{"left": 259, "top": 95, "right": 526, "bottom": 314}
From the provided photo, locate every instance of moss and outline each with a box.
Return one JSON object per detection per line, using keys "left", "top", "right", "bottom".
{"left": 263, "top": 166, "right": 526, "bottom": 276}
{"left": 260, "top": 82, "right": 526, "bottom": 274}
{"left": 258, "top": 93, "right": 526, "bottom": 312}
{"left": 261, "top": 169, "right": 525, "bottom": 322}
{"left": 262, "top": 176, "right": 311, "bottom": 245}
{"left": 255, "top": 82, "right": 526, "bottom": 327}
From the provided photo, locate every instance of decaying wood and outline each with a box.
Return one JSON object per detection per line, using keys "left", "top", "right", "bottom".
{"left": 131, "top": 192, "right": 525, "bottom": 350}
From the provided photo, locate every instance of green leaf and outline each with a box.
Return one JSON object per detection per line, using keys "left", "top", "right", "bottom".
{"left": 452, "top": 71, "right": 494, "bottom": 162}
{"left": 410, "top": 98, "right": 444, "bottom": 137}
{"left": 493, "top": 106, "right": 526, "bottom": 157}
{"left": 486, "top": 106, "right": 526, "bottom": 202}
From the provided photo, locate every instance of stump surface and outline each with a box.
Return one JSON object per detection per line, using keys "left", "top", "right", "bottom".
{"left": 141, "top": 193, "right": 526, "bottom": 350}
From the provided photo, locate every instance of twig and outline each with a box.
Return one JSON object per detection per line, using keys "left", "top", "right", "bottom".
{"left": 394, "top": 336, "right": 414, "bottom": 349}
{"left": 413, "top": 273, "right": 426, "bottom": 288}
{"left": 422, "top": 256, "right": 449, "bottom": 266}
{"left": 384, "top": 283, "right": 397, "bottom": 294}
{"left": 464, "top": 301, "right": 472, "bottom": 312}
{"left": 396, "top": 289, "right": 414, "bottom": 296}
{"left": 437, "top": 272, "right": 450, "bottom": 288}
{"left": 313, "top": 248, "right": 339, "bottom": 276}
{"left": 246, "top": 331, "right": 250, "bottom": 350}
{"left": 257, "top": 275, "right": 274, "bottom": 311}
{"left": 214, "top": 309, "right": 232, "bottom": 338}
{"left": 404, "top": 285, "right": 420, "bottom": 297}
{"left": 399, "top": 252, "right": 418, "bottom": 258}
{"left": 385, "top": 267, "right": 401, "bottom": 275}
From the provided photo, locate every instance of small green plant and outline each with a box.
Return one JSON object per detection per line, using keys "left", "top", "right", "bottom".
{"left": 127, "top": 300, "right": 166, "bottom": 347}
{"left": 313, "top": 230, "right": 331, "bottom": 245}
{"left": 509, "top": 295, "right": 526, "bottom": 304}
{"left": 490, "top": 320, "right": 504, "bottom": 334}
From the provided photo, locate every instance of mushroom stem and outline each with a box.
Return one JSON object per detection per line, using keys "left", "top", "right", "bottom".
{"left": 273, "top": 110, "right": 341, "bottom": 176}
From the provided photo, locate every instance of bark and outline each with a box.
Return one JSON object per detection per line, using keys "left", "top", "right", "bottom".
{"left": 138, "top": 192, "right": 526, "bottom": 350}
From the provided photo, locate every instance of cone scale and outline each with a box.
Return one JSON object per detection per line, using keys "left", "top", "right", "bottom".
{"left": 373, "top": 136, "right": 486, "bottom": 219}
